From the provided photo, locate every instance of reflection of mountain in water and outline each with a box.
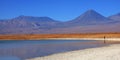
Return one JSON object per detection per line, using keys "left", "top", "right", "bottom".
{"left": 0, "top": 40, "right": 105, "bottom": 59}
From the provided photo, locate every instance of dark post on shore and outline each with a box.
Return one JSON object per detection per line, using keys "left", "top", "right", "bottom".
{"left": 104, "top": 36, "right": 106, "bottom": 44}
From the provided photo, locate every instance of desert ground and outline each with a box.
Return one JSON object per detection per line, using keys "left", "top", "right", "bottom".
{"left": 27, "top": 44, "right": 120, "bottom": 60}
{"left": 0, "top": 33, "right": 120, "bottom": 40}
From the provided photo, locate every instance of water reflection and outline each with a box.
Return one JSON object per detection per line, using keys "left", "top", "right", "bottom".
{"left": 0, "top": 56, "right": 20, "bottom": 60}
{"left": 0, "top": 40, "right": 106, "bottom": 60}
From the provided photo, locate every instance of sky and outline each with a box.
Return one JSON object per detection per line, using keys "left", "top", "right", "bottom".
{"left": 0, "top": 0, "right": 120, "bottom": 21}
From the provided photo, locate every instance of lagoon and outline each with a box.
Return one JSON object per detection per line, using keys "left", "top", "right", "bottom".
{"left": 0, "top": 40, "right": 106, "bottom": 60}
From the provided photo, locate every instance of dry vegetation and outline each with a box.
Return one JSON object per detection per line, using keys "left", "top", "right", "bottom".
{"left": 0, "top": 33, "right": 120, "bottom": 40}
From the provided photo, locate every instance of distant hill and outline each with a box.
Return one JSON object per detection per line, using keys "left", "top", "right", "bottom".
{"left": 0, "top": 10, "right": 120, "bottom": 34}
{"left": 109, "top": 13, "right": 120, "bottom": 21}
{"left": 0, "top": 16, "right": 61, "bottom": 34}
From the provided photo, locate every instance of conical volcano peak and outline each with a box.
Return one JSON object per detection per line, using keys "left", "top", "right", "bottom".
{"left": 75, "top": 9, "right": 106, "bottom": 20}
{"left": 82, "top": 9, "right": 101, "bottom": 16}
{"left": 68, "top": 9, "right": 111, "bottom": 25}
{"left": 86, "top": 9, "right": 97, "bottom": 13}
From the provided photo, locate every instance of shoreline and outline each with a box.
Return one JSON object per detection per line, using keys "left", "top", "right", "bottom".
{"left": 0, "top": 33, "right": 120, "bottom": 40}
{"left": 40, "top": 38, "right": 120, "bottom": 40}
{"left": 0, "top": 38, "right": 120, "bottom": 43}
{"left": 27, "top": 44, "right": 120, "bottom": 60}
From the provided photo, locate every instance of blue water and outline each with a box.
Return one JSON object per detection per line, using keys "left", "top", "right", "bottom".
{"left": 0, "top": 56, "right": 20, "bottom": 60}
{"left": 0, "top": 40, "right": 105, "bottom": 60}
{"left": 0, "top": 40, "right": 98, "bottom": 48}
{"left": 0, "top": 40, "right": 98, "bottom": 44}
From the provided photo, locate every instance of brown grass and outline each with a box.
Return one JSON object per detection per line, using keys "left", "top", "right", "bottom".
{"left": 0, "top": 33, "right": 120, "bottom": 40}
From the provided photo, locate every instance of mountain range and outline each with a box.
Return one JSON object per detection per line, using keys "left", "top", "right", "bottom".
{"left": 0, "top": 9, "right": 120, "bottom": 34}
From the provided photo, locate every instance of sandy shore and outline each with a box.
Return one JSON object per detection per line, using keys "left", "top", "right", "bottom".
{"left": 0, "top": 33, "right": 120, "bottom": 40}
{"left": 27, "top": 44, "right": 120, "bottom": 60}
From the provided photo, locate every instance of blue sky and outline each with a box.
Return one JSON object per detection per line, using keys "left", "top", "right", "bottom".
{"left": 0, "top": 0, "right": 120, "bottom": 21}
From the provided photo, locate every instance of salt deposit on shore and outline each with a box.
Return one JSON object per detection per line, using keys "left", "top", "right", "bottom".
{"left": 27, "top": 44, "right": 120, "bottom": 60}
{"left": 41, "top": 38, "right": 120, "bottom": 41}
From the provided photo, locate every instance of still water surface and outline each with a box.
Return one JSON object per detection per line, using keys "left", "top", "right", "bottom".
{"left": 0, "top": 40, "right": 106, "bottom": 60}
